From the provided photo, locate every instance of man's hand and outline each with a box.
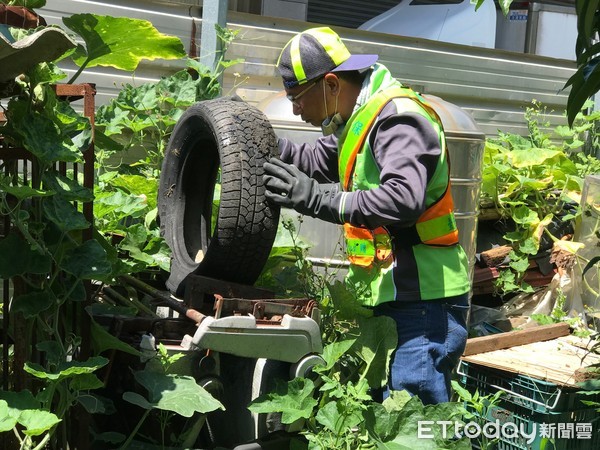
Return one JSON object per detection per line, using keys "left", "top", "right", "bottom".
{"left": 263, "top": 158, "right": 315, "bottom": 213}
{"left": 263, "top": 158, "right": 343, "bottom": 223}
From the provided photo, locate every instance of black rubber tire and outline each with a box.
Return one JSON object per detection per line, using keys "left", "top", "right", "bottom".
{"left": 158, "top": 98, "right": 280, "bottom": 296}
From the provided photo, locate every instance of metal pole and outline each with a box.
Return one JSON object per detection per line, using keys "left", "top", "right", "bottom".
{"left": 200, "top": 0, "right": 228, "bottom": 77}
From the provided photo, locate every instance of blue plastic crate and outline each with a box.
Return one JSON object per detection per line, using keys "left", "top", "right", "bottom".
{"left": 457, "top": 360, "right": 600, "bottom": 414}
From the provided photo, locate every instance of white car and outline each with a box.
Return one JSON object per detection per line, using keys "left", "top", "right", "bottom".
{"left": 359, "top": 0, "right": 497, "bottom": 49}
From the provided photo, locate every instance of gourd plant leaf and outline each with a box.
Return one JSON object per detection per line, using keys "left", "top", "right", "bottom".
{"left": 328, "top": 279, "right": 374, "bottom": 320}
{"left": 0, "top": 390, "right": 40, "bottom": 412}
{"left": 315, "top": 400, "right": 363, "bottom": 434}
{"left": 77, "top": 392, "right": 117, "bottom": 415}
{"left": 62, "top": 14, "right": 186, "bottom": 72}
{"left": 24, "top": 356, "right": 109, "bottom": 382}
{"left": 43, "top": 196, "right": 90, "bottom": 232}
{"left": 353, "top": 315, "right": 398, "bottom": 388}
{"left": 0, "top": 390, "right": 61, "bottom": 436}
{"left": 69, "top": 373, "right": 105, "bottom": 391}
{"left": 42, "top": 170, "right": 94, "bottom": 202}
{"left": 315, "top": 338, "right": 356, "bottom": 373}
{"left": 0, "top": 400, "right": 16, "bottom": 432}
{"left": 18, "top": 410, "right": 62, "bottom": 437}
{"left": 62, "top": 239, "right": 113, "bottom": 280}
{"left": 366, "top": 391, "right": 413, "bottom": 444}
{"left": 89, "top": 317, "right": 141, "bottom": 357}
{"left": 0, "top": 181, "right": 54, "bottom": 200}
{"left": 0, "top": 233, "right": 51, "bottom": 278}
{"left": 122, "top": 392, "right": 152, "bottom": 410}
{"left": 5, "top": 99, "right": 83, "bottom": 164}
{"left": 11, "top": 291, "right": 54, "bottom": 319}
{"left": 109, "top": 175, "right": 158, "bottom": 210}
{"left": 125, "top": 371, "right": 225, "bottom": 417}
{"left": 368, "top": 395, "right": 468, "bottom": 449}
{"left": 248, "top": 377, "right": 317, "bottom": 424}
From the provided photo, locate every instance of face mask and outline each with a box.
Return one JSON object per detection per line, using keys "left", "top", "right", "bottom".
{"left": 321, "top": 81, "right": 344, "bottom": 136}
{"left": 321, "top": 113, "right": 344, "bottom": 136}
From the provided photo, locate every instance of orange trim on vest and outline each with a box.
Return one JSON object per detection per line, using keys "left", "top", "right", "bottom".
{"left": 344, "top": 223, "right": 393, "bottom": 267}
{"left": 415, "top": 178, "right": 459, "bottom": 247}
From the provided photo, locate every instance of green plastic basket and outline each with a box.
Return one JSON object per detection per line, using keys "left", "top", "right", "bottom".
{"left": 466, "top": 402, "right": 599, "bottom": 450}
{"left": 458, "top": 360, "right": 600, "bottom": 413}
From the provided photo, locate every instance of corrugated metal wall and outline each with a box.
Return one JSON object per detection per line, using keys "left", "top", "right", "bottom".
{"left": 38, "top": 0, "right": 576, "bottom": 138}
{"left": 307, "top": 0, "right": 400, "bottom": 29}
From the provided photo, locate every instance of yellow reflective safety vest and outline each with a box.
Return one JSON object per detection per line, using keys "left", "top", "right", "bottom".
{"left": 338, "top": 86, "right": 459, "bottom": 269}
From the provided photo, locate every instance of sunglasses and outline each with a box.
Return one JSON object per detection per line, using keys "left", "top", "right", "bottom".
{"left": 286, "top": 77, "right": 323, "bottom": 106}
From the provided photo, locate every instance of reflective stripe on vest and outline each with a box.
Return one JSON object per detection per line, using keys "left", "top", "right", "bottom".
{"left": 339, "top": 86, "right": 458, "bottom": 267}
{"left": 344, "top": 223, "right": 393, "bottom": 267}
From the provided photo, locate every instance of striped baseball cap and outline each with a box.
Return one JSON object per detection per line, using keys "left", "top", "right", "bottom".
{"left": 277, "top": 27, "right": 378, "bottom": 89}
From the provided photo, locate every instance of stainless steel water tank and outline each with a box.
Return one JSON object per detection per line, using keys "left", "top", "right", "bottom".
{"left": 258, "top": 91, "right": 485, "bottom": 283}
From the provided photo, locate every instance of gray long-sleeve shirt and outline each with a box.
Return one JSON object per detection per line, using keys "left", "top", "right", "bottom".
{"left": 279, "top": 103, "right": 442, "bottom": 234}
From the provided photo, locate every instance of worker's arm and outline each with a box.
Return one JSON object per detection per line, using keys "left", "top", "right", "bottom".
{"left": 277, "top": 134, "right": 340, "bottom": 183}
{"left": 264, "top": 110, "right": 440, "bottom": 228}
{"left": 341, "top": 110, "right": 441, "bottom": 229}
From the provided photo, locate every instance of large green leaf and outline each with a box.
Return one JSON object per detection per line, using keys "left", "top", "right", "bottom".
{"left": 5, "top": 100, "right": 83, "bottom": 163}
{"left": 0, "top": 176, "right": 54, "bottom": 200}
{"left": 77, "top": 393, "right": 116, "bottom": 415}
{"left": 511, "top": 205, "right": 539, "bottom": 226}
{"left": 109, "top": 175, "right": 158, "bottom": 209}
{"left": 124, "top": 371, "right": 224, "bottom": 417}
{"left": 11, "top": 291, "right": 54, "bottom": 319}
{"left": 24, "top": 356, "right": 108, "bottom": 382}
{"left": 122, "top": 391, "right": 152, "bottom": 410}
{"left": 42, "top": 170, "right": 94, "bottom": 202}
{"left": 43, "top": 196, "right": 90, "bottom": 232}
{"left": 0, "top": 390, "right": 61, "bottom": 436}
{"left": 63, "top": 14, "right": 186, "bottom": 71}
{"left": 0, "top": 233, "right": 51, "bottom": 278}
{"left": 62, "top": 239, "right": 113, "bottom": 280}
{"left": 367, "top": 396, "right": 469, "bottom": 450}
{"left": 0, "top": 390, "right": 40, "bottom": 412}
{"left": 90, "top": 318, "right": 141, "bottom": 357}
{"left": 69, "top": 373, "right": 104, "bottom": 391}
{"left": 248, "top": 377, "right": 317, "bottom": 424}
{"left": 328, "top": 279, "right": 373, "bottom": 320}
{"left": 315, "top": 400, "right": 363, "bottom": 434}
{"left": 566, "top": 56, "right": 600, "bottom": 126}
{"left": 0, "top": 398, "right": 60, "bottom": 436}
{"left": 353, "top": 315, "right": 398, "bottom": 388}
{"left": 0, "top": 400, "right": 17, "bottom": 432}
{"left": 94, "top": 190, "right": 148, "bottom": 219}
{"left": 19, "top": 410, "right": 61, "bottom": 437}
{"left": 315, "top": 339, "right": 356, "bottom": 374}
{"left": 508, "top": 148, "right": 564, "bottom": 168}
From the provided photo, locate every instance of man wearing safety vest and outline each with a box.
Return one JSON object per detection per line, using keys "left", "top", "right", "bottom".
{"left": 263, "top": 27, "right": 471, "bottom": 405}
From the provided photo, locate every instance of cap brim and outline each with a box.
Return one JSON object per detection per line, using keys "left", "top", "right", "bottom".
{"left": 332, "top": 54, "right": 378, "bottom": 73}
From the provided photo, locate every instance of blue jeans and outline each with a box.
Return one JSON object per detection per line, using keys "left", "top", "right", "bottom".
{"left": 373, "top": 293, "right": 469, "bottom": 405}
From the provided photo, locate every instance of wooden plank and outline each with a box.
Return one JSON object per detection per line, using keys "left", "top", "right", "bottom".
{"left": 463, "top": 323, "right": 570, "bottom": 356}
{"left": 462, "top": 336, "right": 600, "bottom": 386}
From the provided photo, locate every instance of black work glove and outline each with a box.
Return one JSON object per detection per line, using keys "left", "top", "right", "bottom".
{"left": 263, "top": 158, "right": 343, "bottom": 224}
